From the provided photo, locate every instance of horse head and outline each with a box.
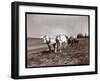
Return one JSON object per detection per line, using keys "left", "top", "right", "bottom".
{"left": 42, "top": 35, "right": 50, "bottom": 43}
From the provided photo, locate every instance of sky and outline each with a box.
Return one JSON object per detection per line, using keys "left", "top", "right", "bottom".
{"left": 27, "top": 14, "right": 89, "bottom": 38}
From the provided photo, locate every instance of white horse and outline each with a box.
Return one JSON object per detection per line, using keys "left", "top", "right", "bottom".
{"left": 43, "top": 35, "right": 57, "bottom": 53}
{"left": 56, "top": 35, "right": 68, "bottom": 53}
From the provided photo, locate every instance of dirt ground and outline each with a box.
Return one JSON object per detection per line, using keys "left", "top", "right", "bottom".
{"left": 27, "top": 38, "right": 89, "bottom": 68}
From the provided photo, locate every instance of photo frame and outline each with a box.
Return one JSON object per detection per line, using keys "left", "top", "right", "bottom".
{"left": 11, "top": 1, "right": 98, "bottom": 79}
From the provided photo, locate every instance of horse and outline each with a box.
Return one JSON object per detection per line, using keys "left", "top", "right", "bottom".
{"left": 43, "top": 35, "right": 57, "bottom": 53}
{"left": 68, "top": 37, "right": 79, "bottom": 46}
{"left": 73, "top": 38, "right": 79, "bottom": 44}
{"left": 56, "top": 35, "right": 68, "bottom": 53}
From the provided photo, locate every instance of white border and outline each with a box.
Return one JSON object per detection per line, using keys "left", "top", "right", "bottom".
{"left": 19, "top": 5, "right": 95, "bottom": 76}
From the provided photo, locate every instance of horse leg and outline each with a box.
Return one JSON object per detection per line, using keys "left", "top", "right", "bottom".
{"left": 65, "top": 42, "right": 68, "bottom": 48}
{"left": 47, "top": 43, "right": 51, "bottom": 52}
{"left": 64, "top": 42, "right": 67, "bottom": 49}
{"left": 59, "top": 43, "right": 62, "bottom": 53}
{"left": 55, "top": 43, "right": 58, "bottom": 53}
{"left": 62, "top": 42, "right": 65, "bottom": 49}
{"left": 57, "top": 43, "right": 59, "bottom": 51}
{"left": 53, "top": 44, "right": 56, "bottom": 53}
{"left": 71, "top": 41, "right": 73, "bottom": 46}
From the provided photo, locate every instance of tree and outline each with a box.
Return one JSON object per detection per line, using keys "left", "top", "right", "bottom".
{"left": 77, "top": 33, "right": 84, "bottom": 38}
{"left": 84, "top": 34, "right": 89, "bottom": 38}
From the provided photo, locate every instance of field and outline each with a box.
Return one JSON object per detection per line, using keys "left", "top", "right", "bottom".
{"left": 27, "top": 38, "right": 89, "bottom": 68}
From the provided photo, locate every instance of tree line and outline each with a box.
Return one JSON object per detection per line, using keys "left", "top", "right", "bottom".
{"left": 77, "top": 33, "right": 89, "bottom": 38}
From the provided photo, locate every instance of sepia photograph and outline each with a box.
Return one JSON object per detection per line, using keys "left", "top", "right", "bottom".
{"left": 26, "top": 13, "right": 89, "bottom": 68}
{"left": 11, "top": 2, "right": 97, "bottom": 79}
